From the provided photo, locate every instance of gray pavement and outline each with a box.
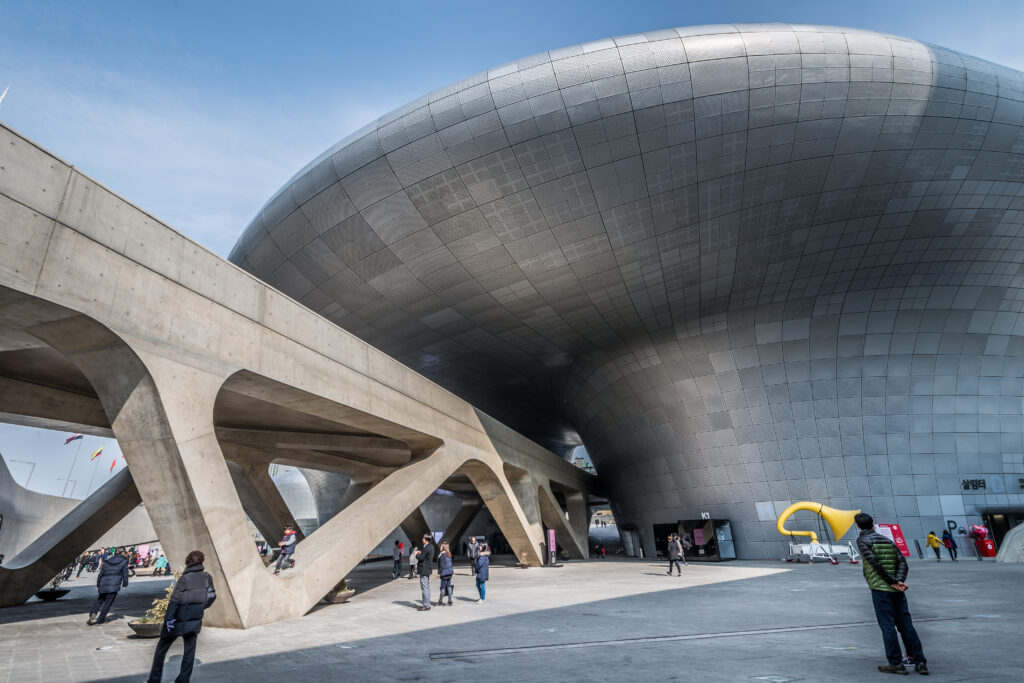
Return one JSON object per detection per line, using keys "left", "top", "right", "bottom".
{"left": 0, "top": 556, "right": 1020, "bottom": 681}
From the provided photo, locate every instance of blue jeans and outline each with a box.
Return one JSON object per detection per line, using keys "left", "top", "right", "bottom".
{"left": 393, "top": 559, "right": 401, "bottom": 577}
{"left": 870, "top": 590, "right": 925, "bottom": 665}
{"left": 275, "top": 552, "right": 294, "bottom": 572}
{"left": 439, "top": 575, "right": 452, "bottom": 601}
{"left": 476, "top": 578, "right": 486, "bottom": 600}
{"left": 668, "top": 559, "right": 682, "bottom": 574}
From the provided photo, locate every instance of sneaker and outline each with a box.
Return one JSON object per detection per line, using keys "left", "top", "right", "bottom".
{"left": 86, "top": 613, "right": 96, "bottom": 625}
{"left": 447, "top": 601, "right": 453, "bottom": 606}
{"left": 273, "top": 571, "right": 280, "bottom": 576}
{"left": 914, "top": 663, "right": 929, "bottom": 675}
{"left": 417, "top": 606, "right": 431, "bottom": 611}
{"left": 878, "top": 664, "right": 909, "bottom": 675}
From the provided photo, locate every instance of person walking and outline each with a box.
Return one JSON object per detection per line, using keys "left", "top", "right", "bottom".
{"left": 437, "top": 540, "right": 454, "bottom": 606}
{"left": 925, "top": 531, "right": 942, "bottom": 561}
{"left": 416, "top": 534, "right": 435, "bottom": 611}
{"left": 667, "top": 535, "right": 683, "bottom": 575}
{"left": 273, "top": 524, "right": 297, "bottom": 575}
{"left": 467, "top": 536, "right": 481, "bottom": 575}
{"left": 408, "top": 540, "right": 418, "bottom": 579}
{"left": 679, "top": 533, "right": 691, "bottom": 565}
{"left": 88, "top": 548, "right": 130, "bottom": 625}
{"left": 941, "top": 530, "right": 958, "bottom": 562}
{"left": 474, "top": 543, "right": 490, "bottom": 603}
{"left": 392, "top": 540, "right": 403, "bottom": 578}
{"left": 855, "top": 513, "right": 928, "bottom": 676}
{"left": 146, "top": 550, "right": 217, "bottom": 683}
{"left": 74, "top": 553, "right": 88, "bottom": 578}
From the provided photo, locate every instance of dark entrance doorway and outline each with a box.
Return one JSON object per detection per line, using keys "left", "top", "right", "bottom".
{"left": 982, "top": 511, "right": 1024, "bottom": 547}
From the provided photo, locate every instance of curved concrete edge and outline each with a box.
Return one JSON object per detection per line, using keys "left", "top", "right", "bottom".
{"left": 995, "top": 523, "right": 1024, "bottom": 562}
{"left": 0, "top": 467, "right": 142, "bottom": 605}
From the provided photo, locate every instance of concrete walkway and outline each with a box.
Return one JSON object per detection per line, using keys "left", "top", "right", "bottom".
{"left": 0, "top": 556, "right": 1020, "bottom": 681}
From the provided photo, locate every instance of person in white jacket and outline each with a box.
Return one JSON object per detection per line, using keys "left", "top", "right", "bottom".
{"left": 407, "top": 541, "right": 418, "bottom": 579}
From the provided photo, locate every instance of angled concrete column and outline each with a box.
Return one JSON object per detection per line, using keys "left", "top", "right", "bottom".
{"left": 225, "top": 460, "right": 303, "bottom": 544}
{"left": 461, "top": 459, "right": 544, "bottom": 565}
{"left": 0, "top": 468, "right": 142, "bottom": 606}
{"left": 240, "top": 457, "right": 305, "bottom": 541}
{"left": 400, "top": 507, "right": 432, "bottom": 544}
{"left": 537, "top": 483, "right": 586, "bottom": 559}
{"left": 333, "top": 478, "right": 376, "bottom": 514}
{"left": 441, "top": 497, "right": 482, "bottom": 546}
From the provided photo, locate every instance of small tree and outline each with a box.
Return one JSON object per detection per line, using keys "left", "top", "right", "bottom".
{"left": 45, "top": 573, "right": 68, "bottom": 591}
{"left": 136, "top": 570, "right": 180, "bottom": 624}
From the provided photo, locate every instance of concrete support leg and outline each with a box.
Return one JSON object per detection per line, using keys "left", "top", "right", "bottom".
{"left": 441, "top": 497, "right": 482, "bottom": 547}
{"left": 0, "top": 468, "right": 142, "bottom": 606}
{"left": 400, "top": 507, "right": 432, "bottom": 544}
{"left": 224, "top": 458, "right": 304, "bottom": 543}
{"left": 462, "top": 459, "right": 544, "bottom": 565}
{"left": 537, "top": 484, "right": 586, "bottom": 559}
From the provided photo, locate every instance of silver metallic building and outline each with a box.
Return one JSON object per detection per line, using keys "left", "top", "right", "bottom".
{"left": 231, "top": 24, "right": 1024, "bottom": 559}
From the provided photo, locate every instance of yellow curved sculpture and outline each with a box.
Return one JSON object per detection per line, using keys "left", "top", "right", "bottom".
{"left": 776, "top": 502, "right": 861, "bottom": 544}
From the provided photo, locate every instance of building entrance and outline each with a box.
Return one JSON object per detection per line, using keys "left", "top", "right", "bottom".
{"left": 982, "top": 511, "right": 1024, "bottom": 547}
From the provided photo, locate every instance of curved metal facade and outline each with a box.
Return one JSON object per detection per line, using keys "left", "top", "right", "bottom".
{"left": 231, "top": 24, "right": 1024, "bottom": 558}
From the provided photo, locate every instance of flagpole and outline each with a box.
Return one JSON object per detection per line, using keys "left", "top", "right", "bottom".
{"left": 62, "top": 437, "right": 84, "bottom": 498}
{"left": 85, "top": 454, "right": 100, "bottom": 496}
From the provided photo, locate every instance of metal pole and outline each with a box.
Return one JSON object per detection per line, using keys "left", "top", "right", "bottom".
{"left": 85, "top": 456, "right": 99, "bottom": 496}
{"left": 10, "top": 460, "right": 36, "bottom": 488}
{"left": 62, "top": 438, "right": 84, "bottom": 496}
{"left": 56, "top": 478, "right": 77, "bottom": 498}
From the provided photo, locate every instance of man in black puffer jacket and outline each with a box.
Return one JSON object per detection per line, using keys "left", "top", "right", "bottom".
{"left": 147, "top": 550, "right": 217, "bottom": 683}
{"left": 88, "top": 548, "right": 129, "bottom": 625}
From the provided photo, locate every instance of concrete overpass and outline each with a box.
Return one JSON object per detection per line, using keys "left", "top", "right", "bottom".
{"left": 0, "top": 122, "right": 597, "bottom": 627}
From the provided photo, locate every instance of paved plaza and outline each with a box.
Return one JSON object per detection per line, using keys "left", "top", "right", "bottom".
{"left": 0, "top": 556, "right": 1020, "bottom": 681}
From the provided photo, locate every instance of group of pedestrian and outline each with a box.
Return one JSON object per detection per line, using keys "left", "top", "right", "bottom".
{"left": 925, "top": 530, "right": 959, "bottom": 562}
{"left": 62, "top": 511, "right": 937, "bottom": 680}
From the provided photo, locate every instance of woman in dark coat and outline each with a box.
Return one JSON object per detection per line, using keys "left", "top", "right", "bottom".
{"left": 147, "top": 550, "right": 217, "bottom": 683}
{"left": 436, "top": 540, "right": 454, "bottom": 606}
{"left": 88, "top": 548, "right": 129, "bottom": 625}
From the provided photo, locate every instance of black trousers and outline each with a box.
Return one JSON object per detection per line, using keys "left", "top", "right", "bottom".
{"left": 91, "top": 592, "right": 117, "bottom": 623}
{"left": 147, "top": 631, "right": 198, "bottom": 683}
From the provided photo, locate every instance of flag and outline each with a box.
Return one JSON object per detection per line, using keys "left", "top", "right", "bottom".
{"left": 90, "top": 447, "right": 103, "bottom": 461}
{"left": 109, "top": 458, "right": 116, "bottom": 472}
{"left": 65, "top": 433, "right": 83, "bottom": 444}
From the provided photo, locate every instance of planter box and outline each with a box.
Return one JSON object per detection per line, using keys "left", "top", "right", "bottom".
{"left": 34, "top": 589, "right": 70, "bottom": 601}
{"left": 323, "top": 588, "right": 355, "bottom": 604}
{"left": 128, "top": 621, "right": 162, "bottom": 638}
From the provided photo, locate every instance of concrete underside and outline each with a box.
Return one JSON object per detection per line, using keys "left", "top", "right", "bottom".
{"left": 0, "top": 122, "right": 596, "bottom": 626}
{"left": 0, "top": 558, "right": 1020, "bottom": 682}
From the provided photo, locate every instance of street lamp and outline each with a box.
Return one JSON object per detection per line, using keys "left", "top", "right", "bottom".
{"left": 10, "top": 460, "right": 36, "bottom": 488}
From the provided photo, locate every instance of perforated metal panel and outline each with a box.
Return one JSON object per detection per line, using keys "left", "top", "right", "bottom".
{"left": 232, "top": 24, "right": 1024, "bottom": 559}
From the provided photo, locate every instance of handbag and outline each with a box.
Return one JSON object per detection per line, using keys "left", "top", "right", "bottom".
{"left": 204, "top": 575, "right": 217, "bottom": 607}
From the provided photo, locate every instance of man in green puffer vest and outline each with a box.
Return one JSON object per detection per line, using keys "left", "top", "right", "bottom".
{"left": 855, "top": 513, "right": 928, "bottom": 676}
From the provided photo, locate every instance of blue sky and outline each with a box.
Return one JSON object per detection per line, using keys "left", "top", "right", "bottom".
{"left": 1, "top": 0, "right": 1023, "bottom": 496}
